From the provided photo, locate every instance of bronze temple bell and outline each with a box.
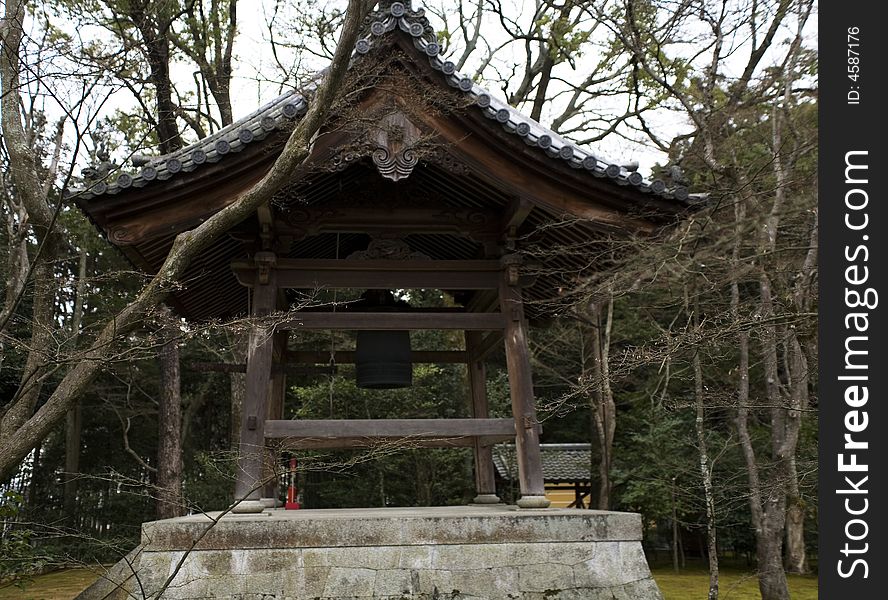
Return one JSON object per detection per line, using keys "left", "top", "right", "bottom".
{"left": 354, "top": 290, "right": 413, "bottom": 389}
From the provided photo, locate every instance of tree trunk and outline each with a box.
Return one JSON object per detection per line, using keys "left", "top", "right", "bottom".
{"left": 127, "top": 7, "right": 183, "bottom": 154}
{"left": 63, "top": 402, "right": 82, "bottom": 515}
{"left": 755, "top": 271, "right": 792, "bottom": 600}
{"left": 672, "top": 477, "right": 680, "bottom": 572}
{"left": 156, "top": 315, "right": 184, "bottom": 520}
{"left": 757, "top": 509, "right": 791, "bottom": 600}
{"left": 783, "top": 215, "right": 818, "bottom": 576}
{"left": 63, "top": 248, "right": 88, "bottom": 516}
{"left": 784, "top": 331, "right": 809, "bottom": 574}
{"left": 689, "top": 288, "right": 718, "bottom": 600}
{"left": 0, "top": 240, "right": 59, "bottom": 440}
{"left": 585, "top": 290, "right": 615, "bottom": 510}
{"left": 785, "top": 495, "right": 807, "bottom": 574}
{"left": 0, "top": 187, "right": 30, "bottom": 333}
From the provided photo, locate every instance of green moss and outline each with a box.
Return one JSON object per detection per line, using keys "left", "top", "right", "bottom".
{"left": 651, "top": 566, "right": 818, "bottom": 600}
{"left": 0, "top": 568, "right": 102, "bottom": 600}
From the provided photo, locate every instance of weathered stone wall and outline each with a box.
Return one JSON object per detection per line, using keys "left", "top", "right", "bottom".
{"left": 78, "top": 506, "right": 663, "bottom": 600}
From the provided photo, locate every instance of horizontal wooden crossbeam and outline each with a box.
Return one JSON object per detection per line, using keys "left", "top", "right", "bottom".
{"left": 287, "top": 350, "right": 468, "bottom": 364}
{"left": 264, "top": 418, "right": 515, "bottom": 440}
{"left": 275, "top": 436, "right": 513, "bottom": 450}
{"left": 232, "top": 259, "right": 503, "bottom": 290}
{"left": 187, "top": 362, "right": 336, "bottom": 375}
{"left": 276, "top": 206, "right": 502, "bottom": 240}
{"left": 279, "top": 312, "right": 505, "bottom": 331}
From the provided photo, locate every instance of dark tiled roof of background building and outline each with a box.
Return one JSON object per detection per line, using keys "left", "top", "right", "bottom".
{"left": 493, "top": 443, "right": 592, "bottom": 483}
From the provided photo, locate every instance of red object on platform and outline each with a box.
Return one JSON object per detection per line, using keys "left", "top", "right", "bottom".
{"left": 285, "top": 457, "right": 300, "bottom": 510}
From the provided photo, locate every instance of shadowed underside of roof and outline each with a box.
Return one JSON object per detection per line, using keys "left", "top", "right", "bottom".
{"left": 125, "top": 161, "right": 615, "bottom": 322}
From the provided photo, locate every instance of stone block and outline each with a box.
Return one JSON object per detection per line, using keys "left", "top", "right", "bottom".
{"left": 543, "top": 542, "right": 594, "bottom": 567}
{"left": 449, "top": 567, "right": 496, "bottom": 594}
{"left": 303, "top": 566, "right": 331, "bottom": 597}
{"left": 619, "top": 541, "right": 653, "bottom": 581}
{"left": 416, "top": 569, "right": 453, "bottom": 595}
{"left": 326, "top": 545, "right": 401, "bottom": 569}
{"left": 518, "top": 561, "right": 575, "bottom": 593}
{"left": 138, "top": 506, "right": 643, "bottom": 552}
{"left": 323, "top": 567, "right": 376, "bottom": 597}
{"left": 373, "top": 568, "right": 415, "bottom": 596}
{"left": 572, "top": 541, "right": 622, "bottom": 587}
{"left": 490, "top": 566, "right": 519, "bottom": 592}
{"left": 399, "top": 546, "right": 434, "bottom": 569}
{"left": 244, "top": 548, "right": 304, "bottom": 573}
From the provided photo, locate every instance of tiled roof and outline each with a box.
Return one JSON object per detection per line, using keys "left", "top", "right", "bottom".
{"left": 70, "top": 91, "right": 308, "bottom": 200}
{"left": 72, "top": 1, "right": 692, "bottom": 203}
{"left": 493, "top": 443, "right": 592, "bottom": 483}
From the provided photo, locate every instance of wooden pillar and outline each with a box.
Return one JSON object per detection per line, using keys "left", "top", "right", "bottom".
{"left": 465, "top": 332, "right": 499, "bottom": 504}
{"left": 498, "top": 265, "right": 549, "bottom": 508}
{"left": 261, "top": 330, "right": 289, "bottom": 504}
{"left": 233, "top": 257, "right": 277, "bottom": 513}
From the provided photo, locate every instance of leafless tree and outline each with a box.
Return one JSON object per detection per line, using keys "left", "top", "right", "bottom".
{"left": 0, "top": 0, "right": 374, "bottom": 482}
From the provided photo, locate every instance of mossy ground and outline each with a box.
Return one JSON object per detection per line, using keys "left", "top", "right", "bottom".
{"left": 651, "top": 566, "right": 818, "bottom": 600}
{"left": 0, "top": 569, "right": 101, "bottom": 600}
{"left": 1, "top": 566, "right": 818, "bottom": 600}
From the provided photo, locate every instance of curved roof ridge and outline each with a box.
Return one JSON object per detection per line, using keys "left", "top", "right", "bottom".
{"left": 73, "top": 1, "right": 691, "bottom": 204}
{"left": 72, "top": 90, "right": 308, "bottom": 199}
{"left": 351, "top": 2, "right": 688, "bottom": 202}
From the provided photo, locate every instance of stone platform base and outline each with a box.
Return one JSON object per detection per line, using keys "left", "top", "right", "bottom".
{"left": 77, "top": 505, "right": 663, "bottom": 600}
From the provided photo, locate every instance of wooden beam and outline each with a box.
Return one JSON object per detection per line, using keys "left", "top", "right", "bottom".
{"left": 276, "top": 435, "right": 513, "bottom": 450}
{"left": 232, "top": 259, "right": 503, "bottom": 290}
{"left": 265, "top": 418, "right": 515, "bottom": 439}
{"left": 188, "top": 362, "right": 337, "bottom": 375}
{"left": 500, "top": 197, "right": 534, "bottom": 235}
{"left": 465, "top": 290, "right": 500, "bottom": 313}
{"left": 234, "top": 269, "right": 277, "bottom": 507}
{"left": 280, "top": 312, "right": 505, "bottom": 331}
{"left": 466, "top": 332, "right": 498, "bottom": 500}
{"left": 263, "top": 330, "right": 289, "bottom": 500}
{"left": 469, "top": 331, "right": 504, "bottom": 362}
{"left": 499, "top": 272, "right": 548, "bottom": 506}
{"left": 413, "top": 91, "right": 659, "bottom": 234}
{"left": 287, "top": 350, "right": 468, "bottom": 364}
{"left": 277, "top": 206, "right": 500, "bottom": 240}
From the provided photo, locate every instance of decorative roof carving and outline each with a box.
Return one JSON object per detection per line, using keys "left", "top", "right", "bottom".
{"left": 369, "top": 110, "right": 422, "bottom": 181}
{"left": 346, "top": 238, "right": 430, "bottom": 260}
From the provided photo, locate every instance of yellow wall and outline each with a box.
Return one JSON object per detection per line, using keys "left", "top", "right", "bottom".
{"left": 545, "top": 485, "right": 587, "bottom": 508}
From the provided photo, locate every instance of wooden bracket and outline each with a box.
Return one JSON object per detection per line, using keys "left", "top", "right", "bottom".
{"left": 254, "top": 251, "right": 277, "bottom": 285}
{"left": 501, "top": 253, "right": 523, "bottom": 287}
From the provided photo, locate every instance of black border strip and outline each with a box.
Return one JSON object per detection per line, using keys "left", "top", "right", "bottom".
{"left": 819, "top": 2, "right": 885, "bottom": 595}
